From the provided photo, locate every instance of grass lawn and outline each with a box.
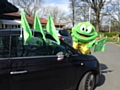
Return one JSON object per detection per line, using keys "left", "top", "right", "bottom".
{"left": 98, "top": 32, "right": 120, "bottom": 45}
{"left": 106, "top": 37, "right": 120, "bottom": 45}
{"left": 107, "top": 37, "right": 117, "bottom": 42}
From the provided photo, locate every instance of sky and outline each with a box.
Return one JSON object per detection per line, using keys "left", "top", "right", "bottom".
{"left": 44, "top": 0, "right": 70, "bottom": 12}
{"left": 8, "top": 0, "right": 70, "bottom": 12}
{"left": 45, "top": 0, "right": 69, "bottom": 4}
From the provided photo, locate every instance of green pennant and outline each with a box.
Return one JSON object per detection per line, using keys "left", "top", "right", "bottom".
{"left": 21, "top": 9, "right": 32, "bottom": 43}
{"left": 33, "top": 12, "right": 46, "bottom": 42}
{"left": 94, "top": 37, "right": 107, "bottom": 52}
{"left": 46, "top": 15, "right": 60, "bottom": 45}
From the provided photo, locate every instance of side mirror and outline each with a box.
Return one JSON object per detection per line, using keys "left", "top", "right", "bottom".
{"left": 57, "top": 55, "right": 64, "bottom": 61}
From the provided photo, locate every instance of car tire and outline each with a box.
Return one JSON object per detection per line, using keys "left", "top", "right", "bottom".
{"left": 78, "top": 72, "right": 96, "bottom": 90}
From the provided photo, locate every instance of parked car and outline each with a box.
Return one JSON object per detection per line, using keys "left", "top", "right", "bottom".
{"left": 0, "top": 28, "right": 100, "bottom": 90}
{"left": 56, "top": 29, "right": 72, "bottom": 46}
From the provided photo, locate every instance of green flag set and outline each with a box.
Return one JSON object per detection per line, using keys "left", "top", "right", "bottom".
{"left": 94, "top": 37, "right": 107, "bottom": 52}
{"left": 46, "top": 15, "right": 60, "bottom": 45}
{"left": 21, "top": 9, "right": 32, "bottom": 44}
{"left": 21, "top": 10, "right": 60, "bottom": 45}
{"left": 33, "top": 12, "right": 46, "bottom": 42}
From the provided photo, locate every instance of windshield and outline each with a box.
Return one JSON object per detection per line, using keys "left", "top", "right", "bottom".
{"left": 59, "top": 30, "right": 70, "bottom": 36}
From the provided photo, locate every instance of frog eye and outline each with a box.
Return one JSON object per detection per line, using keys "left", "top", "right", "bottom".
{"left": 80, "top": 24, "right": 86, "bottom": 32}
{"left": 86, "top": 26, "right": 92, "bottom": 33}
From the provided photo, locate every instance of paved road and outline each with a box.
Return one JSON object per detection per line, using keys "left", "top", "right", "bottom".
{"left": 91, "top": 42, "right": 120, "bottom": 90}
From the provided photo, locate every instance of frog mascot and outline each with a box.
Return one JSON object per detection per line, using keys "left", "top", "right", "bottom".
{"left": 71, "top": 22, "right": 98, "bottom": 54}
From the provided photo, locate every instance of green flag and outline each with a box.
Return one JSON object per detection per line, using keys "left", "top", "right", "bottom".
{"left": 94, "top": 37, "right": 107, "bottom": 52}
{"left": 21, "top": 9, "right": 32, "bottom": 43}
{"left": 33, "top": 12, "right": 46, "bottom": 42}
{"left": 46, "top": 15, "right": 60, "bottom": 45}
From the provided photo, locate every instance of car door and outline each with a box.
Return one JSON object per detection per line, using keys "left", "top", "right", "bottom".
{"left": 0, "top": 58, "right": 10, "bottom": 90}
{"left": 0, "top": 35, "right": 10, "bottom": 90}
{"left": 9, "top": 35, "right": 75, "bottom": 90}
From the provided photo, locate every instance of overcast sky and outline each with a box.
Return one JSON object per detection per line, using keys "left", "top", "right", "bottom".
{"left": 45, "top": 0, "right": 69, "bottom": 5}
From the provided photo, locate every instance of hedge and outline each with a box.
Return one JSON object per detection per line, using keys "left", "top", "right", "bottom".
{"left": 99, "top": 32, "right": 120, "bottom": 37}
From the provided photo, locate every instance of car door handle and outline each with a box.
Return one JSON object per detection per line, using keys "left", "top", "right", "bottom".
{"left": 10, "top": 70, "right": 27, "bottom": 75}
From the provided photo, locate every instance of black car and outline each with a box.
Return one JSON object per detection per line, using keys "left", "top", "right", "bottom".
{"left": 0, "top": 28, "right": 100, "bottom": 90}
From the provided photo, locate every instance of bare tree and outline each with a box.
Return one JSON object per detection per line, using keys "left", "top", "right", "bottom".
{"left": 9, "top": 0, "right": 44, "bottom": 17}
{"left": 40, "top": 5, "right": 67, "bottom": 23}
{"left": 109, "top": 0, "right": 120, "bottom": 31}
{"left": 68, "top": 0, "right": 94, "bottom": 26}
{"left": 75, "top": 2, "right": 92, "bottom": 23}
{"left": 100, "top": 0, "right": 120, "bottom": 32}
{"left": 69, "top": 0, "right": 77, "bottom": 27}
{"left": 81, "top": 0, "right": 111, "bottom": 32}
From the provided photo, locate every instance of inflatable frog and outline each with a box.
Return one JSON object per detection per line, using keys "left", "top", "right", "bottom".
{"left": 71, "top": 22, "right": 98, "bottom": 54}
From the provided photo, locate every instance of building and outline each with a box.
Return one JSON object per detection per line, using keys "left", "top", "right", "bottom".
{"left": 0, "top": 12, "right": 65, "bottom": 29}
{"left": 0, "top": 0, "right": 65, "bottom": 29}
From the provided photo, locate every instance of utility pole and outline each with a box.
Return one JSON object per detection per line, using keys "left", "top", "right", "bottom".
{"left": 89, "top": 7, "right": 91, "bottom": 23}
{"left": 109, "top": 15, "right": 111, "bottom": 33}
{"left": 109, "top": 21, "right": 111, "bottom": 33}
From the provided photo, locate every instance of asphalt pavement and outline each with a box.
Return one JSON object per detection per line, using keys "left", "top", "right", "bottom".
{"left": 91, "top": 42, "right": 120, "bottom": 90}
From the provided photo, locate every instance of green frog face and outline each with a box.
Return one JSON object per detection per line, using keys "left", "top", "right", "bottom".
{"left": 72, "top": 22, "right": 98, "bottom": 44}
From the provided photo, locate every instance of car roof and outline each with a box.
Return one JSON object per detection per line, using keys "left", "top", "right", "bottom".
{"left": 0, "top": 28, "right": 40, "bottom": 34}
{"left": 0, "top": 28, "right": 56, "bottom": 40}
{"left": 0, "top": 28, "right": 21, "bottom": 31}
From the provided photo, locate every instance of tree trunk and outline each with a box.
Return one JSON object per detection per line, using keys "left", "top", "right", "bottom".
{"left": 95, "top": 11, "right": 100, "bottom": 32}
{"left": 72, "top": 10, "right": 75, "bottom": 26}
{"left": 72, "top": 1, "right": 75, "bottom": 27}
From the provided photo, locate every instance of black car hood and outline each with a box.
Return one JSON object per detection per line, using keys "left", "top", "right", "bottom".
{"left": 74, "top": 54, "right": 98, "bottom": 61}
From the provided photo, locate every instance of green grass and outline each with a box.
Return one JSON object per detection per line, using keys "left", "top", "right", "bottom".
{"left": 106, "top": 37, "right": 120, "bottom": 45}
{"left": 116, "top": 41, "right": 120, "bottom": 45}
{"left": 98, "top": 32, "right": 120, "bottom": 45}
{"left": 106, "top": 37, "right": 117, "bottom": 42}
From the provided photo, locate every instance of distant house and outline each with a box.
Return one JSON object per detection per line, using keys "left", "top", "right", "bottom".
{"left": 0, "top": 19, "right": 21, "bottom": 28}
{"left": 0, "top": 1, "right": 65, "bottom": 29}
{"left": 0, "top": 12, "right": 65, "bottom": 29}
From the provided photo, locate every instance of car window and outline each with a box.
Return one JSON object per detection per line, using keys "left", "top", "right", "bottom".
{"left": 9, "top": 33, "right": 66, "bottom": 57}
{"left": 0, "top": 33, "right": 77, "bottom": 58}
{"left": 34, "top": 32, "right": 66, "bottom": 56}
{"left": 0, "top": 35, "right": 10, "bottom": 58}
{"left": 59, "top": 30, "right": 70, "bottom": 36}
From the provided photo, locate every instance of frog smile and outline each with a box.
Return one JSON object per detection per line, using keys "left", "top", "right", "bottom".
{"left": 77, "top": 32, "right": 90, "bottom": 37}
